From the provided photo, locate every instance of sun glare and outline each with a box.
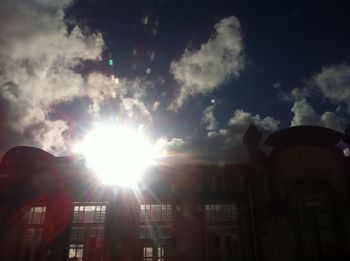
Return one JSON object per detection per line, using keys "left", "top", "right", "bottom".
{"left": 75, "top": 124, "right": 160, "bottom": 187}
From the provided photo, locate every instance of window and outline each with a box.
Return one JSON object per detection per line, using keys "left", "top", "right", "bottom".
{"left": 24, "top": 228, "right": 43, "bottom": 241}
{"left": 140, "top": 204, "right": 172, "bottom": 240}
{"left": 140, "top": 204, "right": 172, "bottom": 223}
{"left": 206, "top": 227, "right": 241, "bottom": 261}
{"left": 26, "top": 207, "right": 46, "bottom": 224}
{"left": 69, "top": 203, "right": 107, "bottom": 261}
{"left": 72, "top": 205, "right": 106, "bottom": 224}
{"left": 143, "top": 247, "right": 153, "bottom": 261}
{"left": 68, "top": 244, "right": 84, "bottom": 261}
{"left": 158, "top": 247, "right": 165, "bottom": 261}
{"left": 205, "top": 204, "right": 237, "bottom": 222}
{"left": 205, "top": 204, "right": 241, "bottom": 261}
{"left": 70, "top": 227, "right": 86, "bottom": 241}
{"left": 20, "top": 206, "right": 46, "bottom": 261}
{"left": 142, "top": 246, "right": 165, "bottom": 261}
{"left": 88, "top": 226, "right": 105, "bottom": 238}
{"left": 139, "top": 226, "right": 171, "bottom": 239}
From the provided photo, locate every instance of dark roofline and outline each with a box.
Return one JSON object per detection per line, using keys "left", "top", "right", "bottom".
{"left": 265, "top": 125, "right": 344, "bottom": 147}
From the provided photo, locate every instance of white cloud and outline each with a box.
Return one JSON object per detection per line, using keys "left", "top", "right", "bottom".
{"left": 207, "top": 131, "right": 219, "bottom": 138}
{"left": 290, "top": 99, "right": 345, "bottom": 131}
{"left": 211, "top": 109, "right": 280, "bottom": 148}
{"left": 291, "top": 99, "right": 320, "bottom": 126}
{"left": 120, "top": 98, "right": 152, "bottom": 124}
{"left": 154, "top": 136, "right": 186, "bottom": 161}
{"left": 201, "top": 105, "right": 217, "bottom": 130}
{"left": 30, "top": 119, "right": 70, "bottom": 155}
{"left": 276, "top": 63, "right": 350, "bottom": 132}
{"left": 228, "top": 109, "right": 280, "bottom": 132}
{"left": 152, "top": 101, "right": 161, "bottom": 111}
{"left": 160, "top": 109, "right": 279, "bottom": 165}
{"left": 156, "top": 137, "right": 185, "bottom": 149}
{"left": 313, "top": 63, "right": 350, "bottom": 112}
{"left": 0, "top": 0, "right": 120, "bottom": 155}
{"left": 169, "top": 16, "right": 244, "bottom": 110}
{"left": 273, "top": 81, "right": 282, "bottom": 89}
{"left": 0, "top": 0, "right": 159, "bottom": 156}
{"left": 320, "top": 111, "right": 345, "bottom": 132}
{"left": 84, "top": 73, "right": 118, "bottom": 115}
{"left": 280, "top": 87, "right": 309, "bottom": 102}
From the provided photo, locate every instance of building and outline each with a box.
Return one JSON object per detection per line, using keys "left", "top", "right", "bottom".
{"left": 0, "top": 125, "right": 349, "bottom": 261}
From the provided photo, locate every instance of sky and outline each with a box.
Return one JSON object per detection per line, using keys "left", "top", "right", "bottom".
{"left": 0, "top": 0, "right": 350, "bottom": 164}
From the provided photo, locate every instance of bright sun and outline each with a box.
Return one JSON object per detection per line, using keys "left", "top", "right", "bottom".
{"left": 75, "top": 124, "right": 160, "bottom": 187}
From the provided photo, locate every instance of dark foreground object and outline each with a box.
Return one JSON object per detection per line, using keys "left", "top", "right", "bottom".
{"left": 0, "top": 125, "right": 350, "bottom": 261}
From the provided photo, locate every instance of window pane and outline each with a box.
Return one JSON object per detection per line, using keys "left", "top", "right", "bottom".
{"left": 146, "top": 247, "right": 153, "bottom": 257}
{"left": 83, "top": 208, "right": 95, "bottom": 223}
{"left": 69, "top": 247, "right": 76, "bottom": 258}
{"left": 76, "top": 248, "right": 83, "bottom": 258}
{"left": 71, "top": 227, "right": 86, "bottom": 240}
{"left": 140, "top": 204, "right": 172, "bottom": 223}
{"left": 69, "top": 203, "right": 106, "bottom": 260}
{"left": 37, "top": 228, "right": 43, "bottom": 241}
{"left": 73, "top": 204, "right": 107, "bottom": 224}
{"left": 24, "top": 228, "right": 35, "bottom": 240}
{"left": 143, "top": 247, "right": 153, "bottom": 258}
{"left": 68, "top": 244, "right": 84, "bottom": 260}
{"left": 27, "top": 206, "right": 46, "bottom": 224}
{"left": 158, "top": 247, "right": 164, "bottom": 261}
{"left": 152, "top": 205, "right": 161, "bottom": 222}
{"left": 206, "top": 204, "right": 237, "bottom": 222}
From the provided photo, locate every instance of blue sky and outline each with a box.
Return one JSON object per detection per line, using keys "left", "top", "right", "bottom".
{"left": 0, "top": 0, "right": 349, "bottom": 163}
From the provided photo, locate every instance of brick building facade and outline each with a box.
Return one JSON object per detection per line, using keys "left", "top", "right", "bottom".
{"left": 0, "top": 125, "right": 349, "bottom": 261}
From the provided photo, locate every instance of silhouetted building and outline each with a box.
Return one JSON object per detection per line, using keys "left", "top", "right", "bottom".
{"left": 0, "top": 125, "right": 349, "bottom": 261}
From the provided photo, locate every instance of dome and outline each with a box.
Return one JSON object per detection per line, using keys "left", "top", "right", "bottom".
{"left": 265, "top": 126, "right": 343, "bottom": 147}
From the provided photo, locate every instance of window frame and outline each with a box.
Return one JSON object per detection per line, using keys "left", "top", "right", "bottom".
{"left": 205, "top": 203, "right": 241, "bottom": 261}
{"left": 139, "top": 204, "right": 173, "bottom": 240}
{"left": 68, "top": 244, "right": 84, "bottom": 261}
{"left": 140, "top": 204, "right": 172, "bottom": 223}
{"left": 26, "top": 206, "right": 46, "bottom": 225}
{"left": 142, "top": 245, "right": 165, "bottom": 261}
{"left": 72, "top": 203, "right": 107, "bottom": 224}
{"left": 68, "top": 202, "right": 108, "bottom": 261}
{"left": 205, "top": 203, "right": 238, "bottom": 223}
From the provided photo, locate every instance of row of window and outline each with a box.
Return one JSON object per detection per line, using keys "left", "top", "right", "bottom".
{"left": 22, "top": 203, "right": 239, "bottom": 261}
{"left": 140, "top": 204, "right": 172, "bottom": 223}
{"left": 72, "top": 205, "right": 106, "bottom": 224}
{"left": 70, "top": 226, "right": 105, "bottom": 240}
{"left": 139, "top": 203, "right": 238, "bottom": 223}
{"left": 24, "top": 203, "right": 238, "bottom": 225}
{"left": 139, "top": 226, "right": 172, "bottom": 239}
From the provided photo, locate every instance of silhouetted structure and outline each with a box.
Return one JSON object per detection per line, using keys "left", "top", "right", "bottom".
{"left": 0, "top": 125, "right": 349, "bottom": 261}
